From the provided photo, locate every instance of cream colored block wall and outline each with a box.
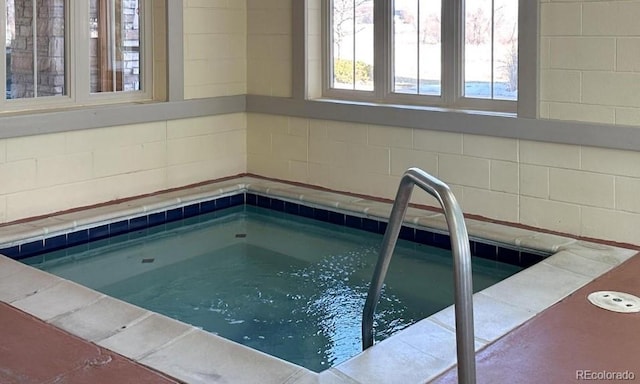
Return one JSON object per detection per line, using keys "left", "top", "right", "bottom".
{"left": 183, "top": 1, "right": 247, "bottom": 99}
{"left": 241, "top": 0, "right": 640, "bottom": 245}
{"left": 0, "top": 114, "right": 246, "bottom": 224}
{"left": 247, "top": 0, "right": 292, "bottom": 97}
{"left": 247, "top": 114, "right": 640, "bottom": 245}
{"left": 540, "top": 0, "right": 640, "bottom": 124}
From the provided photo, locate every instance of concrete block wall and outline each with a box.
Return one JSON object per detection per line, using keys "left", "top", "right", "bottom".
{"left": 0, "top": 114, "right": 246, "bottom": 223}
{"left": 247, "top": 0, "right": 292, "bottom": 97}
{"left": 247, "top": 114, "right": 640, "bottom": 244}
{"left": 540, "top": 0, "right": 640, "bottom": 124}
{"left": 183, "top": 0, "right": 247, "bottom": 99}
{"left": 0, "top": 1, "right": 249, "bottom": 224}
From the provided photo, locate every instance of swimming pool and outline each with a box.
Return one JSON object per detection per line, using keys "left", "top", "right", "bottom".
{"left": 24, "top": 204, "right": 521, "bottom": 371}
{"left": 3, "top": 176, "right": 632, "bottom": 383}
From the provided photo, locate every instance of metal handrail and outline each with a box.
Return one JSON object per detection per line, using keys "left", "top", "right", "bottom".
{"left": 362, "top": 167, "right": 476, "bottom": 384}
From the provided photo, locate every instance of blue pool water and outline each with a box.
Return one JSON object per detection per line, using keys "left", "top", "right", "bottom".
{"left": 26, "top": 205, "right": 522, "bottom": 371}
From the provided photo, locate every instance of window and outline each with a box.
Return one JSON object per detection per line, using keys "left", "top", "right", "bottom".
{"left": 90, "top": 0, "right": 141, "bottom": 93}
{"left": 2, "top": 0, "right": 155, "bottom": 112}
{"left": 324, "top": 0, "right": 521, "bottom": 113}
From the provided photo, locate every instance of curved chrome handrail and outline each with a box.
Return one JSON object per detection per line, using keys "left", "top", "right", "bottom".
{"left": 362, "top": 168, "right": 476, "bottom": 384}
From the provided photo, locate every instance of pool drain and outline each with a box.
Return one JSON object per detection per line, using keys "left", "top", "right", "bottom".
{"left": 587, "top": 291, "right": 640, "bottom": 313}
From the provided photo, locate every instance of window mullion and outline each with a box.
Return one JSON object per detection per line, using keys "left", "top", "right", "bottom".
{"left": 1, "top": 1, "right": 6, "bottom": 103}
{"left": 32, "top": 0, "right": 37, "bottom": 97}
{"left": 321, "top": 0, "right": 330, "bottom": 95}
{"left": 74, "top": 1, "right": 90, "bottom": 103}
{"left": 373, "top": 0, "right": 389, "bottom": 101}
{"left": 442, "top": 0, "right": 463, "bottom": 106}
{"left": 490, "top": 0, "right": 495, "bottom": 99}
{"left": 518, "top": 0, "right": 538, "bottom": 118}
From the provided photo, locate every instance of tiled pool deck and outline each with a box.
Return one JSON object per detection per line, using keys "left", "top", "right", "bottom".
{"left": 0, "top": 176, "right": 637, "bottom": 383}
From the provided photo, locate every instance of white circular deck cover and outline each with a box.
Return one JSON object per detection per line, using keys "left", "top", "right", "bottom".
{"left": 587, "top": 291, "right": 640, "bottom": 313}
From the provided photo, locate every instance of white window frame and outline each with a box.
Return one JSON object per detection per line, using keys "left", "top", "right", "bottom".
{"left": 1, "top": 0, "right": 154, "bottom": 113}
{"left": 321, "top": 0, "right": 531, "bottom": 115}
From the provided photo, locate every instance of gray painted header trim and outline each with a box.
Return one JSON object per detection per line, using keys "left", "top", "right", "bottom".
{"left": 246, "top": 95, "right": 640, "bottom": 152}
{"left": 0, "top": 96, "right": 246, "bottom": 139}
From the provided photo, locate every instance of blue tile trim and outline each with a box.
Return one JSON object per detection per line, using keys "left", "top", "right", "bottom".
{"left": 44, "top": 234, "right": 67, "bottom": 253}
{"left": 246, "top": 193, "right": 257, "bottom": 206}
{"left": 520, "top": 251, "right": 546, "bottom": 268}
{"left": 313, "top": 208, "right": 330, "bottom": 222}
{"left": 0, "top": 245, "right": 20, "bottom": 258}
{"left": 328, "top": 211, "right": 345, "bottom": 226}
{"left": 299, "top": 205, "right": 314, "bottom": 219}
{"left": 345, "top": 215, "right": 362, "bottom": 230}
{"left": 20, "top": 240, "right": 45, "bottom": 258}
{"left": 216, "top": 196, "right": 232, "bottom": 210}
{"left": 183, "top": 204, "right": 200, "bottom": 218}
{"left": 130, "top": 216, "right": 148, "bottom": 231}
{"left": 362, "top": 218, "right": 379, "bottom": 233}
{"left": 257, "top": 195, "right": 271, "bottom": 208}
{"left": 201, "top": 200, "right": 217, "bottom": 214}
{"left": 4, "top": 192, "right": 549, "bottom": 269}
{"left": 230, "top": 193, "right": 245, "bottom": 206}
{"left": 415, "top": 229, "right": 433, "bottom": 245}
{"left": 433, "top": 233, "right": 451, "bottom": 249}
{"left": 284, "top": 202, "right": 300, "bottom": 215}
{"left": 399, "top": 226, "right": 415, "bottom": 241}
{"left": 89, "top": 224, "right": 110, "bottom": 242}
{"left": 67, "top": 230, "right": 89, "bottom": 246}
{"left": 109, "top": 220, "right": 130, "bottom": 237}
{"left": 475, "top": 242, "right": 497, "bottom": 260}
{"left": 497, "top": 247, "right": 519, "bottom": 264}
{"left": 166, "top": 208, "right": 183, "bottom": 222}
{"left": 148, "top": 212, "right": 167, "bottom": 227}
{"left": 271, "top": 199, "right": 285, "bottom": 212}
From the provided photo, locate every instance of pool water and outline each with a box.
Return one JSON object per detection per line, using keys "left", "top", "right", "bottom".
{"left": 26, "top": 205, "right": 522, "bottom": 372}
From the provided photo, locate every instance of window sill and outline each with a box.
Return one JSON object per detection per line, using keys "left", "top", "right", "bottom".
{"left": 246, "top": 94, "right": 640, "bottom": 152}
{"left": 312, "top": 97, "right": 518, "bottom": 119}
{"left": 0, "top": 96, "right": 246, "bottom": 139}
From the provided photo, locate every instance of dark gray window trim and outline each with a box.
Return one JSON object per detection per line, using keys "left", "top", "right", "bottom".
{"left": 246, "top": 94, "right": 640, "bottom": 152}
{"left": 0, "top": 96, "right": 246, "bottom": 139}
